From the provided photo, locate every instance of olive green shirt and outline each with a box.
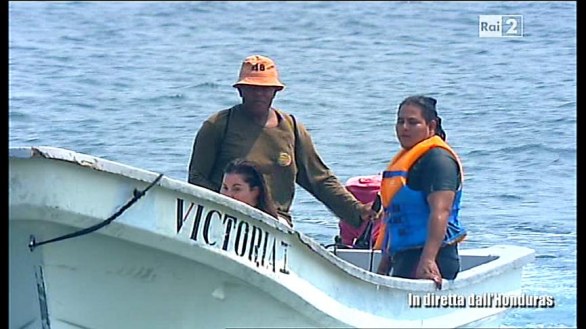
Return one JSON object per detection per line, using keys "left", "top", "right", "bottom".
{"left": 188, "top": 104, "right": 363, "bottom": 227}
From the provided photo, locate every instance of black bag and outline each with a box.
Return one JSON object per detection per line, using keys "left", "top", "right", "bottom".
{"left": 352, "top": 221, "right": 373, "bottom": 249}
{"left": 350, "top": 193, "right": 381, "bottom": 249}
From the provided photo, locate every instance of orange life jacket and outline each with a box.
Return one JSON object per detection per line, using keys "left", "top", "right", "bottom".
{"left": 373, "top": 135, "right": 464, "bottom": 250}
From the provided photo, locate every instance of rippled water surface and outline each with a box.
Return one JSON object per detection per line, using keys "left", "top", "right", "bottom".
{"left": 9, "top": 1, "right": 576, "bottom": 328}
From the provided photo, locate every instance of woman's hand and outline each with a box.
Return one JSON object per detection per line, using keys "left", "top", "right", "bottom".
{"left": 415, "top": 258, "right": 442, "bottom": 289}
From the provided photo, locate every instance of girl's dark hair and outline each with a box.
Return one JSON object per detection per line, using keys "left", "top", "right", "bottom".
{"left": 223, "top": 159, "right": 279, "bottom": 219}
{"left": 398, "top": 95, "right": 446, "bottom": 140}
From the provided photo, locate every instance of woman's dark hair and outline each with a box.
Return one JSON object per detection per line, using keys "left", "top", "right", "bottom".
{"left": 223, "top": 159, "right": 279, "bottom": 219}
{"left": 398, "top": 95, "right": 446, "bottom": 140}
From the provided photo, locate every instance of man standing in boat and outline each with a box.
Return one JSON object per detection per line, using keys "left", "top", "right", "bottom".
{"left": 188, "top": 54, "right": 378, "bottom": 227}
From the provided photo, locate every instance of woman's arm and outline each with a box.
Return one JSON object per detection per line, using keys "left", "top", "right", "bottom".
{"left": 415, "top": 190, "right": 455, "bottom": 285}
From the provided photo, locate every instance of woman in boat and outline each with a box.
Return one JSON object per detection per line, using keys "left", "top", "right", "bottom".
{"left": 188, "top": 54, "right": 378, "bottom": 228}
{"left": 375, "top": 95, "right": 467, "bottom": 287}
{"left": 220, "top": 158, "right": 291, "bottom": 227}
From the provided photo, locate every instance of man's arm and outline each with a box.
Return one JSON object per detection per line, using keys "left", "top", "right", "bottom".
{"left": 188, "top": 120, "right": 220, "bottom": 191}
{"left": 293, "top": 121, "right": 365, "bottom": 227}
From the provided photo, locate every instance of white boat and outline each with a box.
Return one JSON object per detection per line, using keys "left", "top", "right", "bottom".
{"left": 9, "top": 146, "right": 536, "bottom": 329}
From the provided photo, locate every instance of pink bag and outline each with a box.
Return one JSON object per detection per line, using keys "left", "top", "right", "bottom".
{"left": 338, "top": 174, "right": 382, "bottom": 247}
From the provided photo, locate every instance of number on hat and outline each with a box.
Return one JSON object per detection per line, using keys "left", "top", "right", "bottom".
{"left": 251, "top": 63, "right": 265, "bottom": 71}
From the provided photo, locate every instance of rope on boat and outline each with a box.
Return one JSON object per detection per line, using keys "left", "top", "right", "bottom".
{"left": 28, "top": 173, "right": 164, "bottom": 252}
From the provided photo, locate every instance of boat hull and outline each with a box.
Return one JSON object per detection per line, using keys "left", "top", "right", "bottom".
{"left": 11, "top": 219, "right": 323, "bottom": 329}
{"left": 9, "top": 147, "right": 536, "bottom": 329}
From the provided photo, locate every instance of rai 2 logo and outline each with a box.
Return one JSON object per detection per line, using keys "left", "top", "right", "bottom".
{"left": 478, "top": 15, "right": 523, "bottom": 38}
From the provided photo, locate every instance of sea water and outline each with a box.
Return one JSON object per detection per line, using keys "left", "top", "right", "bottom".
{"left": 9, "top": 2, "right": 576, "bottom": 327}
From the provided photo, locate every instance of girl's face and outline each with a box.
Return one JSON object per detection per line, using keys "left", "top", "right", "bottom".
{"left": 220, "top": 173, "right": 260, "bottom": 207}
{"left": 395, "top": 104, "right": 435, "bottom": 149}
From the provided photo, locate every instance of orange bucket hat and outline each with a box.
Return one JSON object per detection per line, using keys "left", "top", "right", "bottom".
{"left": 233, "top": 55, "right": 285, "bottom": 90}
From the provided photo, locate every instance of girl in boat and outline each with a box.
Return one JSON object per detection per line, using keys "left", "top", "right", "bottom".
{"left": 220, "top": 158, "right": 291, "bottom": 227}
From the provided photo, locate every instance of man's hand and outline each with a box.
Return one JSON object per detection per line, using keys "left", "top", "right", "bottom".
{"left": 359, "top": 202, "right": 381, "bottom": 222}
